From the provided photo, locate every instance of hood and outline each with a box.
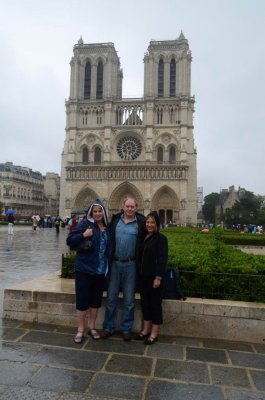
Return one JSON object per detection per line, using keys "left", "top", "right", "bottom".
{"left": 146, "top": 211, "right": 160, "bottom": 232}
{"left": 87, "top": 199, "right": 108, "bottom": 226}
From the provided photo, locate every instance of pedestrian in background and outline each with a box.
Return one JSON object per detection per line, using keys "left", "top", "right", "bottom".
{"left": 32, "top": 217, "right": 38, "bottom": 231}
{"left": 7, "top": 214, "right": 15, "bottom": 235}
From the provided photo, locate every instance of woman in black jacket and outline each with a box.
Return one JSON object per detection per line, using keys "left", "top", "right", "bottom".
{"left": 136, "top": 211, "right": 168, "bottom": 345}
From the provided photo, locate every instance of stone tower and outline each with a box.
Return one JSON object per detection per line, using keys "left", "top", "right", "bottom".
{"left": 60, "top": 33, "right": 197, "bottom": 225}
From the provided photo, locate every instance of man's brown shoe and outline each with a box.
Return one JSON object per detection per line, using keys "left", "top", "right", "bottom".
{"left": 122, "top": 332, "right": 132, "bottom": 341}
{"left": 101, "top": 330, "right": 112, "bottom": 339}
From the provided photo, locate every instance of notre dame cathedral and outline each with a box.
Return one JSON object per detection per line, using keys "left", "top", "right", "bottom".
{"left": 59, "top": 33, "right": 197, "bottom": 225}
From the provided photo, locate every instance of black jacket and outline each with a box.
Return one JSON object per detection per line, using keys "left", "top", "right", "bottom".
{"left": 139, "top": 232, "right": 168, "bottom": 278}
{"left": 110, "top": 211, "right": 146, "bottom": 266}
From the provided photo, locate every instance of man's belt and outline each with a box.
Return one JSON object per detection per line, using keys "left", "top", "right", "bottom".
{"left": 114, "top": 257, "right": 136, "bottom": 263}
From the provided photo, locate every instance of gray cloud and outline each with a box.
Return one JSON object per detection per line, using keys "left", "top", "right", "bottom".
{"left": 0, "top": 0, "right": 264, "bottom": 196}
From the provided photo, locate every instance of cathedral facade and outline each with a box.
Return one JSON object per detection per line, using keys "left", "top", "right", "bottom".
{"left": 60, "top": 33, "right": 197, "bottom": 225}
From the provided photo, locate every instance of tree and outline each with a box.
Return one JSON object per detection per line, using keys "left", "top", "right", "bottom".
{"left": 202, "top": 192, "right": 219, "bottom": 224}
{"left": 224, "top": 191, "right": 261, "bottom": 226}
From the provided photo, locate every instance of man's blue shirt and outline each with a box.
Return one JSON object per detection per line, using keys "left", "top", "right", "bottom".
{"left": 115, "top": 215, "right": 138, "bottom": 259}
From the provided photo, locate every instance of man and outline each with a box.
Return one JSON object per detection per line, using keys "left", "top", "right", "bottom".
{"left": 101, "top": 197, "right": 145, "bottom": 340}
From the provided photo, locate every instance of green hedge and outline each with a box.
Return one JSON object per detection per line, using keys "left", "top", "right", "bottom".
{"left": 162, "top": 227, "right": 265, "bottom": 302}
{"left": 61, "top": 253, "right": 76, "bottom": 278}
{"left": 61, "top": 227, "right": 265, "bottom": 302}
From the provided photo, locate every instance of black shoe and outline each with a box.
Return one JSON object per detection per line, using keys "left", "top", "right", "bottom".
{"left": 134, "top": 332, "right": 150, "bottom": 340}
{"left": 144, "top": 336, "right": 158, "bottom": 345}
{"left": 101, "top": 330, "right": 112, "bottom": 339}
{"left": 122, "top": 332, "right": 132, "bottom": 341}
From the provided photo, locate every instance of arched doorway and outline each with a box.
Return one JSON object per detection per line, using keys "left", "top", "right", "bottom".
{"left": 151, "top": 186, "right": 179, "bottom": 225}
{"left": 73, "top": 186, "right": 99, "bottom": 214}
{"left": 108, "top": 182, "right": 144, "bottom": 217}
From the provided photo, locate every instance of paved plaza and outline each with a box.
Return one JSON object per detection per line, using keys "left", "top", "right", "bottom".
{"left": 0, "top": 226, "right": 265, "bottom": 399}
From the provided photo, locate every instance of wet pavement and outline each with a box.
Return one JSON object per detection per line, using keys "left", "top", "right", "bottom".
{"left": 0, "top": 319, "right": 265, "bottom": 399}
{"left": 0, "top": 225, "right": 68, "bottom": 314}
{"left": 1, "top": 226, "right": 265, "bottom": 399}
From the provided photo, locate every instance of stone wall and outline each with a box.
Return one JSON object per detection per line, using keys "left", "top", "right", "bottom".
{"left": 3, "top": 272, "right": 265, "bottom": 343}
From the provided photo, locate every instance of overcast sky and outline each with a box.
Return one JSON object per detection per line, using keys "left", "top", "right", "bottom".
{"left": 0, "top": 0, "right": 264, "bottom": 197}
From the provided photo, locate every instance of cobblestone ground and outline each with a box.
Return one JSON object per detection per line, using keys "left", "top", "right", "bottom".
{"left": 1, "top": 226, "right": 265, "bottom": 399}
{"left": 0, "top": 320, "right": 265, "bottom": 400}
{"left": 0, "top": 225, "right": 68, "bottom": 314}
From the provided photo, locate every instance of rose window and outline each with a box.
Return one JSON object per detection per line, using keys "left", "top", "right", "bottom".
{"left": 117, "top": 136, "right": 142, "bottom": 160}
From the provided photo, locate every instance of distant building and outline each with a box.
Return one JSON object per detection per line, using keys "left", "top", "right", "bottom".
{"left": 0, "top": 162, "right": 44, "bottom": 217}
{"left": 0, "top": 162, "right": 60, "bottom": 218}
{"left": 43, "top": 172, "right": 60, "bottom": 217}
{"left": 215, "top": 185, "right": 246, "bottom": 225}
{"left": 59, "top": 35, "right": 198, "bottom": 225}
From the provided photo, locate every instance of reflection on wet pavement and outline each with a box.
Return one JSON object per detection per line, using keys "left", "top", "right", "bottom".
{"left": 0, "top": 226, "right": 69, "bottom": 314}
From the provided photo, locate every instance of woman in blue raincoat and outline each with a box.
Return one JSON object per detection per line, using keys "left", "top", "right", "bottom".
{"left": 67, "top": 199, "right": 111, "bottom": 343}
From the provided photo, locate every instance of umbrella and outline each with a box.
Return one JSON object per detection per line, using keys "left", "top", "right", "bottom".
{"left": 5, "top": 209, "right": 16, "bottom": 215}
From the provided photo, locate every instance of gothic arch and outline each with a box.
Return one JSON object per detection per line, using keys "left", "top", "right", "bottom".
{"left": 72, "top": 185, "right": 99, "bottom": 213}
{"left": 81, "top": 56, "right": 94, "bottom": 67}
{"left": 155, "top": 54, "right": 165, "bottom": 63}
{"left": 151, "top": 185, "right": 180, "bottom": 224}
{"left": 77, "top": 134, "right": 103, "bottom": 151}
{"left": 168, "top": 144, "right": 178, "bottom": 162}
{"left": 95, "top": 56, "right": 107, "bottom": 66}
{"left": 108, "top": 182, "right": 144, "bottom": 216}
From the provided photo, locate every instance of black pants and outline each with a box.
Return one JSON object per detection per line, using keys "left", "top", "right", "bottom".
{"left": 139, "top": 276, "right": 163, "bottom": 325}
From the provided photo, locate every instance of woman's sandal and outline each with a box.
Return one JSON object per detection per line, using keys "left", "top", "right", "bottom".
{"left": 74, "top": 331, "right": 84, "bottom": 344}
{"left": 88, "top": 329, "right": 101, "bottom": 340}
{"left": 144, "top": 336, "right": 158, "bottom": 345}
{"left": 134, "top": 332, "right": 150, "bottom": 340}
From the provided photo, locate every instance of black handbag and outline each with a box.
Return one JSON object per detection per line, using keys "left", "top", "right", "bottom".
{"left": 70, "top": 238, "right": 93, "bottom": 252}
{"left": 163, "top": 268, "right": 186, "bottom": 300}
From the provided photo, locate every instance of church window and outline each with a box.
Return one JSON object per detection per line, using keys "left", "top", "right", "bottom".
{"left": 94, "top": 147, "right": 101, "bottom": 164}
{"left": 157, "top": 146, "right": 163, "bottom": 163}
{"left": 84, "top": 61, "right": 91, "bottom": 99}
{"left": 170, "top": 58, "right": 176, "bottom": 96}
{"left": 117, "top": 136, "right": 142, "bottom": 160}
{"left": 169, "top": 146, "right": 176, "bottom": 163}
{"left": 158, "top": 59, "right": 164, "bottom": 97}
{"left": 82, "top": 147, "right": 89, "bottom": 163}
{"left": 96, "top": 61, "right": 103, "bottom": 99}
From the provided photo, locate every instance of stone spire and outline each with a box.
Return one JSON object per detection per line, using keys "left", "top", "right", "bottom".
{"left": 178, "top": 30, "right": 186, "bottom": 40}
{"left": 77, "top": 36, "right": 84, "bottom": 45}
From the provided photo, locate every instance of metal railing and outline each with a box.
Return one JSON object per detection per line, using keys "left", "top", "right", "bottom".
{"left": 179, "top": 270, "right": 265, "bottom": 302}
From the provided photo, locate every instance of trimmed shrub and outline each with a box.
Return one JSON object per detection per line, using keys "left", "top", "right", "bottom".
{"left": 61, "top": 252, "right": 75, "bottom": 278}
{"left": 61, "top": 227, "right": 265, "bottom": 302}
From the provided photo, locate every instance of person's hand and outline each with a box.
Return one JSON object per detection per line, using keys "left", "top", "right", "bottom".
{"left": 83, "top": 228, "right": 93, "bottom": 238}
{"left": 153, "top": 278, "right": 161, "bottom": 288}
